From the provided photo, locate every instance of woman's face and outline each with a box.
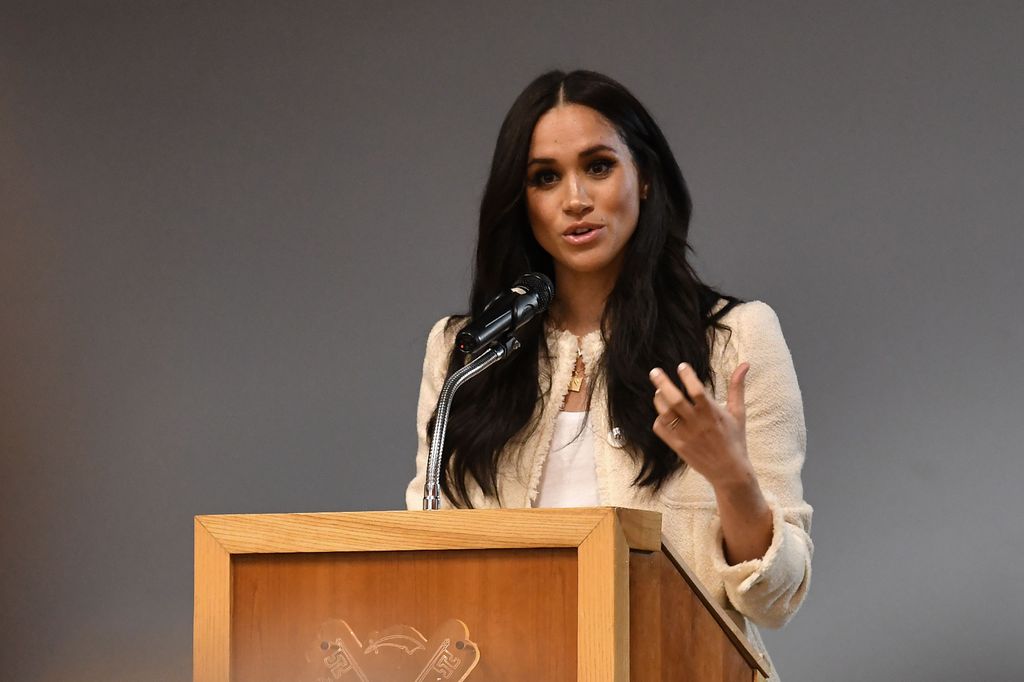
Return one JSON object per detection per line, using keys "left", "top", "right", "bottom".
{"left": 525, "top": 103, "right": 643, "bottom": 281}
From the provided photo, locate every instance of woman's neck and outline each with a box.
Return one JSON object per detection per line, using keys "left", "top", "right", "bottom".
{"left": 550, "top": 267, "right": 618, "bottom": 337}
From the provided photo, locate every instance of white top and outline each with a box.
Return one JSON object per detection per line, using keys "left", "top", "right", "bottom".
{"left": 532, "top": 410, "right": 600, "bottom": 508}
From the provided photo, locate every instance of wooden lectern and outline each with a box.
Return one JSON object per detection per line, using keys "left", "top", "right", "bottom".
{"left": 194, "top": 507, "right": 770, "bottom": 681}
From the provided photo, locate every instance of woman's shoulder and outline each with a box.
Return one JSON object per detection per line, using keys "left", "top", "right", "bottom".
{"left": 716, "top": 299, "right": 784, "bottom": 334}
{"left": 709, "top": 299, "right": 796, "bottom": 379}
{"left": 426, "top": 315, "right": 452, "bottom": 342}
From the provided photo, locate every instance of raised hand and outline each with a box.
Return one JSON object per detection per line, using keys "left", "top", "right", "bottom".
{"left": 649, "top": 361, "right": 773, "bottom": 564}
{"left": 649, "top": 362, "right": 752, "bottom": 488}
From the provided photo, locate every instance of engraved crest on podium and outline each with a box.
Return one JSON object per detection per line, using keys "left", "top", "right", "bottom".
{"left": 307, "top": 618, "right": 480, "bottom": 681}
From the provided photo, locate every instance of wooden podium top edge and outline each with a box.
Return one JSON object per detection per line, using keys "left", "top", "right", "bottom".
{"left": 195, "top": 507, "right": 661, "bottom": 554}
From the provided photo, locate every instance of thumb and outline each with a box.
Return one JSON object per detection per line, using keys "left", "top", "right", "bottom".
{"left": 727, "top": 362, "right": 750, "bottom": 425}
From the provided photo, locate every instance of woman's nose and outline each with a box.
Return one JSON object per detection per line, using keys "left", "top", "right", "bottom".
{"left": 563, "top": 175, "right": 593, "bottom": 216}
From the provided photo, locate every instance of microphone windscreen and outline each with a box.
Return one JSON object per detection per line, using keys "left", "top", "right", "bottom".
{"left": 514, "top": 272, "right": 554, "bottom": 309}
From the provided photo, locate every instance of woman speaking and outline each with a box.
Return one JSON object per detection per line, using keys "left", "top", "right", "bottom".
{"left": 406, "top": 70, "right": 811, "bottom": 677}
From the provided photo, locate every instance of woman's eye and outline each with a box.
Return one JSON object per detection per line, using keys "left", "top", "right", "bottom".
{"left": 589, "top": 159, "right": 616, "bottom": 176}
{"left": 530, "top": 170, "right": 559, "bottom": 187}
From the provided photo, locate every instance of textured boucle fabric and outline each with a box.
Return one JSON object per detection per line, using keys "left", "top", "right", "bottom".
{"left": 406, "top": 301, "right": 812, "bottom": 678}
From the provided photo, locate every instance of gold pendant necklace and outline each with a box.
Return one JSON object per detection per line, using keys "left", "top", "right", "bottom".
{"left": 568, "top": 347, "right": 585, "bottom": 392}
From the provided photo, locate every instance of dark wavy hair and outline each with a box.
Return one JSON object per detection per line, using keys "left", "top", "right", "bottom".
{"left": 431, "top": 70, "right": 740, "bottom": 507}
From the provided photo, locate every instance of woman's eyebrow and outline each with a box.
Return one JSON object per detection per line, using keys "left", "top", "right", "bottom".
{"left": 527, "top": 144, "right": 618, "bottom": 168}
{"left": 578, "top": 144, "right": 616, "bottom": 157}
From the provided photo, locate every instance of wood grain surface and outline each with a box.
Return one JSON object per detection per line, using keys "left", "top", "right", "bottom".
{"left": 193, "top": 518, "right": 231, "bottom": 681}
{"left": 196, "top": 508, "right": 764, "bottom": 681}
{"left": 577, "top": 512, "right": 630, "bottom": 681}
{"left": 197, "top": 507, "right": 660, "bottom": 554}
{"left": 231, "top": 548, "right": 578, "bottom": 681}
{"left": 661, "top": 540, "right": 768, "bottom": 675}
{"left": 628, "top": 550, "right": 761, "bottom": 681}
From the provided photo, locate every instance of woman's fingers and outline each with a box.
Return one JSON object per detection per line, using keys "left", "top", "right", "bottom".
{"left": 650, "top": 362, "right": 752, "bottom": 485}
{"left": 648, "top": 368, "right": 696, "bottom": 421}
{"left": 653, "top": 390, "right": 684, "bottom": 429}
{"left": 727, "top": 362, "right": 750, "bottom": 426}
{"left": 676, "top": 363, "right": 714, "bottom": 414}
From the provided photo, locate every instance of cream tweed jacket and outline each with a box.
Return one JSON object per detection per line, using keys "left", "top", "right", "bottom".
{"left": 406, "top": 301, "right": 812, "bottom": 675}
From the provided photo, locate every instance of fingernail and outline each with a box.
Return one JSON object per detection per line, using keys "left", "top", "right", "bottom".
{"left": 649, "top": 368, "right": 661, "bottom": 378}
{"left": 678, "top": 362, "right": 688, "bottom": 372}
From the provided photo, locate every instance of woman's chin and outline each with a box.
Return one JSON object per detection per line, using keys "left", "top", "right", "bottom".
{"left": 553, "top": 253, "right": 622, "bottom": 278}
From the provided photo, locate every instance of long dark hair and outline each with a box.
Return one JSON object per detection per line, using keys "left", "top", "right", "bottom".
{"left": 431, "top": 70, "right": 740, "bottom": 507}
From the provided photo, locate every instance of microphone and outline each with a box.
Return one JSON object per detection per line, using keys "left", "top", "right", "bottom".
{"left": 456, "top": 273, "right": 554, "bottom": 354}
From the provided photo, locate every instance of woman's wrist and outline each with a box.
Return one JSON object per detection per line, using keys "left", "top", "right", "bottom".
{"left": 713, "top": 466, "right": 774, "bottom": 564}
{"left": 714, "top": 475, "right": 770, "bottom": 521}
{"left": 711, "top": 460, "right": 761, "bottom": 498}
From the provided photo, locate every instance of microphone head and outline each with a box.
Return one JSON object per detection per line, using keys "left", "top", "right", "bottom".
{"left": 513, "top": 272, "right": 554, "bottom": 310}
{"left": 455, "top": 272, "right": 554, "bottom": 354}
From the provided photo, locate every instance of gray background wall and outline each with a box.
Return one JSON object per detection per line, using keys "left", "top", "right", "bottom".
{"left": 2, "top": 2, "right": 1022, "bottom": 680}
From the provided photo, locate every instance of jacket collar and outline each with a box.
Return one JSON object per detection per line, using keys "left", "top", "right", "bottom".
{"left": 543, "top": 322, "right": 605, "bottom": 369}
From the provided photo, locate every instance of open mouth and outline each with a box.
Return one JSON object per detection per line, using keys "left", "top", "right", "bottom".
{"left": 563, "top": 224, "right": 603, "bottom": 244}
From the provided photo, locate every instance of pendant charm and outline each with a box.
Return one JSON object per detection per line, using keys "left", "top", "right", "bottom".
{"left": 568, "top": 345, "right": 585, "bottom": 392}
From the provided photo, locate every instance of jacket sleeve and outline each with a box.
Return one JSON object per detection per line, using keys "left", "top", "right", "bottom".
{"left": 706, "top": 301, "right": 813, "bottom": 628}
{"left": 405, "top": 317, "right": 455, "bottom": 511}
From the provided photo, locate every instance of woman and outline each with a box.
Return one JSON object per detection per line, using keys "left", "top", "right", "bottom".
{"left": 406, "top": 70, "right": 811, "bottom": 675}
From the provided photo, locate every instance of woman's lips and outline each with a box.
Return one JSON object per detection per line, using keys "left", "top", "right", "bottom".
{"left": 562, "top": 224, "right": 604, "bottom": 245}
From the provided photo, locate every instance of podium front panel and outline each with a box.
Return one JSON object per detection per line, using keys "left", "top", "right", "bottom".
{"left": 230, "top": 548, "right": 578, "bottom": 681}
